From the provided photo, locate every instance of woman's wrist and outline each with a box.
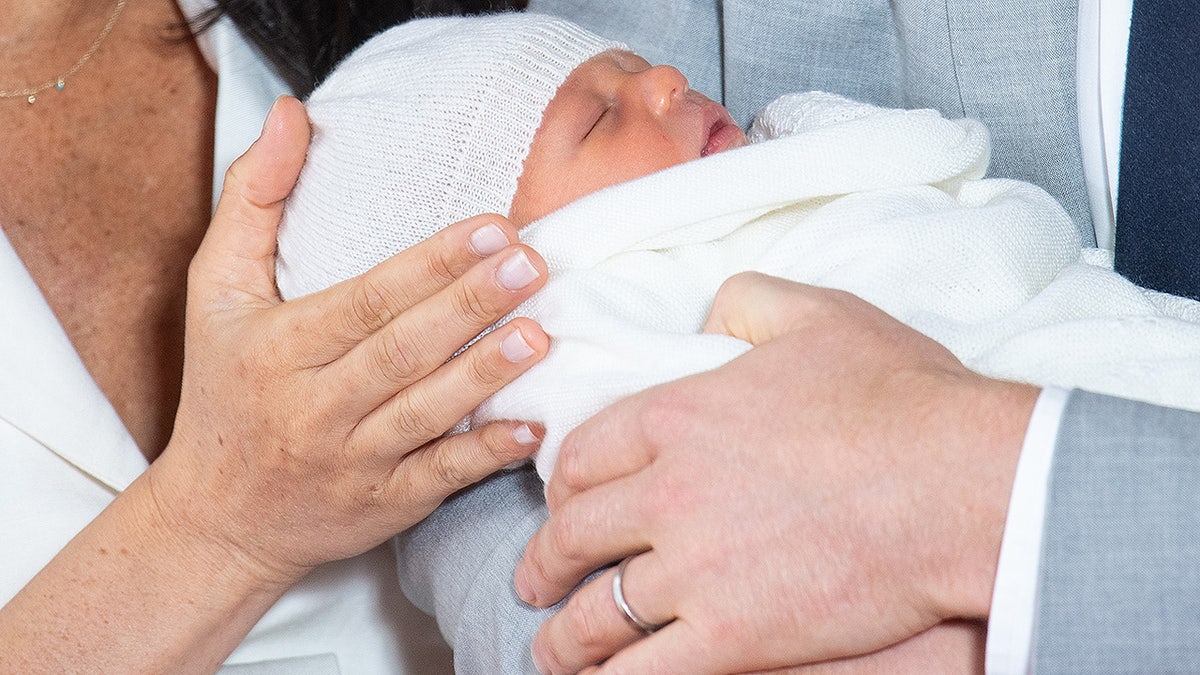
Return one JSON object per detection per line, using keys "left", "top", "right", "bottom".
{"left": 0, "top": 465, "right": 295, "bottom": 673}
{"left": 124, "top": 468, "right": 298, "bottom": 668}
{"left": 141, "top": 444, "right": 313, "bottom": 592}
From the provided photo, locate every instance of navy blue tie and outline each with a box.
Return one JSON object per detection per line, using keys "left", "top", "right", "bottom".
{"left": 1115, "top": 0, "right": 1200, "bottom": 300}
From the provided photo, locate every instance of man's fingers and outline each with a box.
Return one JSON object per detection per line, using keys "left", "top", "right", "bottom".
{"left": 516, "top": 473, "right": 654, "bottom": 608}
{"left": 531, "top": 553, "right": 676, "bottom": 675}
{"left": 329, "top": 247, "right": 546, "bottom": 411}
{"left": 702, "top": 272, "right": 831, "bottom": 345}
{"left": 193, "top": 96, "right": 310, "bottom": 310}
{"left": 593, "top": 620, "right": 711, "bottom": 675}
{"left": 742, "top": 620, "right": 987, "bottom": 674}
{"left": 352, "top": 318, "right": 549, "bottom": 451}
{"left": 547, "top": 389, "right": 665, "bottom": 510}
{"left": 285, "top": 215, "right": 524, "bottom": 357}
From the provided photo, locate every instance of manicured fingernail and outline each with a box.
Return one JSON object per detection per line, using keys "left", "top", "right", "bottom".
{"left": 263, "top": 97, "right": 280, "bottom": 127}
{"left": 512, "top": 423, "right": 541, "bottom": 445}
{"left": 497, "top": 250, "right": 539, "bottom": 290}
{"left": 500, "top": 330, "right": 536, "bottom": 363}
{"left": 261, "top": 95, "right": 288, "bottom": 133}
{"left": 515, "top": 565, "right": 536, "bottom": 604}
{"left": 469, "top": 223, "right": 509, "bottom": 257}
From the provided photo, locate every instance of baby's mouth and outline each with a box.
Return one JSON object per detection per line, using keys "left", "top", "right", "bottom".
{"left": 701, "top": 103, "right": 748, "bottom": 157}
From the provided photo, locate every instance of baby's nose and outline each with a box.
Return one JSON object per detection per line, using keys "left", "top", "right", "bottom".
{"left": 637, "top": 65, "right": 690, "bottom": 115}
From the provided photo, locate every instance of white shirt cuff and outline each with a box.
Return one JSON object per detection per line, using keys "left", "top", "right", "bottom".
{"left": 984, "top": 386, "right": 1071, "bottom": 675}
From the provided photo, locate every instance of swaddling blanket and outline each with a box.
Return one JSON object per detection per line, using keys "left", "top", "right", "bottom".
{"left": 472, "top": 92, "right": 1200, "bottom": 482}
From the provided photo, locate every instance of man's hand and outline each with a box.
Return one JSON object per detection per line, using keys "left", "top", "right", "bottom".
{"left": 514, "top": 273, "right": 1037, "bottom": 673}
{"left": 750, "top": 620, "right": 986, "bottom": 675}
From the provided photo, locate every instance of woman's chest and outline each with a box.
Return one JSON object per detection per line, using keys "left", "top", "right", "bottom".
{"left": 0, "top": 37, "right": 217, "bottom": 460}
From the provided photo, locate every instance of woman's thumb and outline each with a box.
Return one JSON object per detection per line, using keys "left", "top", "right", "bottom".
{"left": 191, "top": 96, "right": 310, "bottom": 312}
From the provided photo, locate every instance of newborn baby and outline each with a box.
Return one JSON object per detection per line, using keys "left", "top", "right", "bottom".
{"left": 277, "top": 12, "right": 746, "bottom": 297}
{"left": 279, "top": 13, "right": 1200, "bottom": 485}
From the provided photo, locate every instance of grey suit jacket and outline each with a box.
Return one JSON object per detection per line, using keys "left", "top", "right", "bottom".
{"left": 395, "top": 2, "right": 1200, "bottom": 671}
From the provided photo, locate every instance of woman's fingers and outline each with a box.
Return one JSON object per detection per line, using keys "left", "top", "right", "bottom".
{"left": 349, "top": 310, "right": 548, "bottom": 453}
{"left": 531, "top": 553, "right": 676, "bottom": 675}
{"left": 516, "top": 472, "right": 654, "bottom": 608}
{"left": 328, "top": 245, "right": 546, "bottom": 409}
{"left": 193, "top": 96, "right": 310, "bottom": 311}
{"left": 285, "top": 214, "right": 525, "bottom": 362}
{"left": 389, "top": 420, "right": 546, "bottom": 519}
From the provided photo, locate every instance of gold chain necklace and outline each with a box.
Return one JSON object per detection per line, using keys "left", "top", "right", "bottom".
{"left": 0, "top": 0, "right": 129, "bottom": 104}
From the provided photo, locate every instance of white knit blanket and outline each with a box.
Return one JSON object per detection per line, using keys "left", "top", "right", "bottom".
{"left": 469, "top": 92, "right": 1200, "bottom": 481}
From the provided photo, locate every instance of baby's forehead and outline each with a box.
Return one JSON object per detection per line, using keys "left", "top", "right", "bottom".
{"left": 543, "top": 49, "right": 650, "bottom": 113}
{"left": 565, "top": 49, "right": 651, "bottom": 80}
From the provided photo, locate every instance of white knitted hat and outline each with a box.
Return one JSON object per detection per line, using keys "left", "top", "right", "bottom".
{"left": 276, "top": 13, "right": 625, "bottom": 299}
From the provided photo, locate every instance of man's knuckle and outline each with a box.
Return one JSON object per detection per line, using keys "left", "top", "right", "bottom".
{"left": 716, "top": 271, "right": 752, "bottom": 299}
{"left": 565, "top": 600, "right": 605, "bottom": 649}
{"left": 535, "top": 639, "right": 568, "bottom": 675}
{"left": 556, "top": 443, "right": 585, "bottom": 490}
{"left": 638, "top": 391, "right": 690, "bottom": 440}
{"left": 523, "top": 536, "right": 554, "bottom": 587}
{"left": 549, "top": 506, "right": 584, "bottom": 561}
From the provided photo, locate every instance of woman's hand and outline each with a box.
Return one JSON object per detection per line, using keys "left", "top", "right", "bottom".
{"left": 156, "top": 95, "right": 551, "bottom": 581}
{"left": 514, "top": 272, "right": 1037, "bottom": 674}
{"left": 0, "top": 96, "right": 549, "bottom": 672}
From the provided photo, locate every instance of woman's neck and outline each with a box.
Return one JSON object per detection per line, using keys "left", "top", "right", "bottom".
{"left": 0, "top": 1, "right": 113, "bottom": 45}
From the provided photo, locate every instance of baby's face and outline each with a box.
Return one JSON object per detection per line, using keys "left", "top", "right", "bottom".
{"left": 509, "top": 50, "right": 749, "bottom": 225}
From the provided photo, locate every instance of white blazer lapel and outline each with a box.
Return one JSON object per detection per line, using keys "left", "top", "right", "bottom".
{"left": 0, "top": 228, "right": 147, "bottom": 492}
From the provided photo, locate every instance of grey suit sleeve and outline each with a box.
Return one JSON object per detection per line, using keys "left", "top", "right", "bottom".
{"left": 1035, "top": 390, "right": 1200, "bottom": 672}
{"left": 394, "top": 466, "right": 555, "bottom": 674}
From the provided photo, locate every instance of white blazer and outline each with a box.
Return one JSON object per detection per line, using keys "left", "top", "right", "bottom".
{"left": 0, "top": 3, "right": 452, "bottom": 672}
